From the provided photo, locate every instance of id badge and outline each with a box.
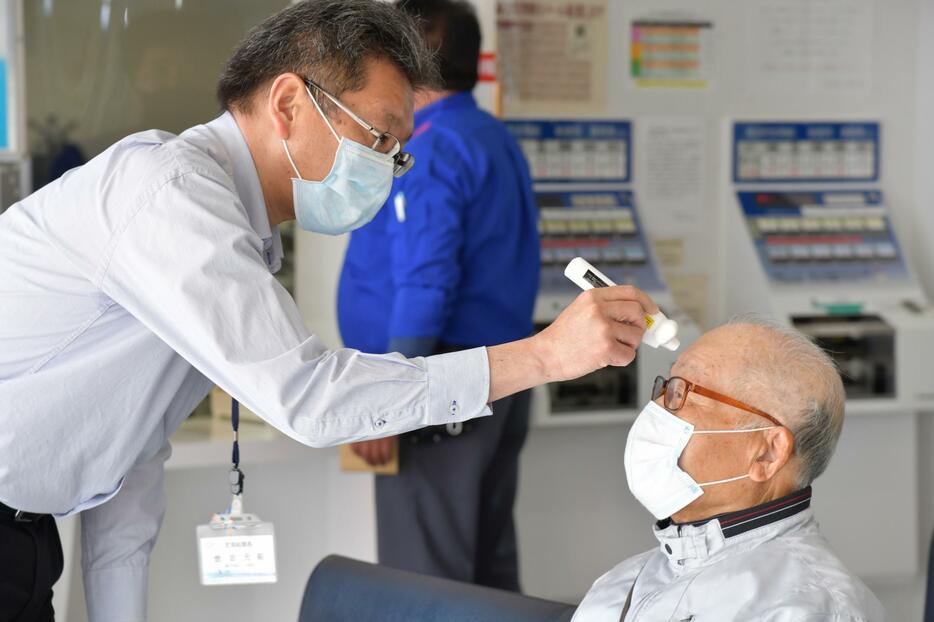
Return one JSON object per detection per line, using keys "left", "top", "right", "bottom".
{"left": 196, "top": 512, "right": 277, "bottom": 585}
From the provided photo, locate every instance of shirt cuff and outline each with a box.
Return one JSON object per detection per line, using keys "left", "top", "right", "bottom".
{"left": 424, "top": 346, "right": 492, "bottom": 426}
{"left": 84, "top": 564, "right": 147, "bottom": 622}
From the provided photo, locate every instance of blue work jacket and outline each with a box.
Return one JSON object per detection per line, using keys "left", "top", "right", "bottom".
{"left": 338, "top": 92, "right": 539, "bottom": 357}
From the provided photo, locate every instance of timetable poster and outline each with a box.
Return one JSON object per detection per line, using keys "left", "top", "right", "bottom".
{"left": 505, "top": 120, "right": 631, "bottom": 184}
{"left": 497, "top": 0, "right": 609, "bottom": 115}
{"left": 733, "top": 122, "right": 879, "bottom": 183}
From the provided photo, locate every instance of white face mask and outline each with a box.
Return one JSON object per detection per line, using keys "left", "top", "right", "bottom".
{"left": 623, "top": 400, "right": 776, "bottom": 520}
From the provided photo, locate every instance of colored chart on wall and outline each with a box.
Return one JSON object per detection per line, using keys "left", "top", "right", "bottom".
{"left": 630, "top": 19, "right": 713, "bottom": 89}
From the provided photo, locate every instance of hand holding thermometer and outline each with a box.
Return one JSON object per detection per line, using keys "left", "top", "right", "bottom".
{"left": 564, "top": 257, "right": 680, "bottom": 351}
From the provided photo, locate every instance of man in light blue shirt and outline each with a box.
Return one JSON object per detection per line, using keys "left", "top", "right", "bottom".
{"left": 0, "top": 1, "right": 658, "bottom": 620}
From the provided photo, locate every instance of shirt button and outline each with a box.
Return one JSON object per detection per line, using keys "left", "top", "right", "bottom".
{"left": 375, "top": 419, "right": 386, "bottom": 428}
{"left": 449, "top": 401, "right": 459, "bottom": 416}
{"left": 665, "top": 544, "right": 672, "bottom": 554}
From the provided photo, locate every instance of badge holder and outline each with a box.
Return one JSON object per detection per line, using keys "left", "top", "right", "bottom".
{"left": 197, "top": 399, "right": 277, "bottom": 585}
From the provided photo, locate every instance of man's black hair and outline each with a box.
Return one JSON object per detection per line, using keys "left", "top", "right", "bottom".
{"left": 218, "top": 0, "right": 440, "bottom": 113}
{"left": 397, "top": 0, "right": 481, "bottom": 92}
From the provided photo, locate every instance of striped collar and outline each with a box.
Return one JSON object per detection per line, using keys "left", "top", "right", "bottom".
{"left": 673, "top": 487, "right": 812, "bottom": 538}
{"left": 652, "top": 488, "right": 813, "bottom": 568}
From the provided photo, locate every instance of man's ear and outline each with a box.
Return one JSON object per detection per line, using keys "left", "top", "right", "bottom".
{"left": 749, "top": 427, "right": 795, "bottom": 482}
{"left": 267, "top": 73, "right": 306, "bottom": 140}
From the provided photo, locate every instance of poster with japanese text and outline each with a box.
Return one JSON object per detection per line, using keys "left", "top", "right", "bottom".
{"left": 497, "top": 0, "right": 609, "bottom": 115}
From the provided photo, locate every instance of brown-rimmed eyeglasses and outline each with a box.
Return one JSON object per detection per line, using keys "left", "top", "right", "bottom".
{"left": 652, "top": 375, "right": 783, "bottom": 428}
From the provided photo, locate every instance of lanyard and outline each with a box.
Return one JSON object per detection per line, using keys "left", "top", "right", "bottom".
{"left": 197, "top": 398, "right": 278, "bottom": 587}
{"left": 228, "top": 398, "right": 244, "bottom": 497}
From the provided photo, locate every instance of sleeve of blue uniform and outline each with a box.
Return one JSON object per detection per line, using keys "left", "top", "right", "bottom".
{"left": 387, "top": 137, "right": 467, "bottom": 351}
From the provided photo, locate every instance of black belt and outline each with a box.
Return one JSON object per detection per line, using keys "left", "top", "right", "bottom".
{"left": 0, "top": 502, "right": 45, "bottom": 523}
{"left": 403, "top": 419, "right": 479, "bottom": 444}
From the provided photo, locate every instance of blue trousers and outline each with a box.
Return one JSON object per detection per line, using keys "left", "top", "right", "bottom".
{"left": 375, "top": 390, "right": 531, "bottom": 591}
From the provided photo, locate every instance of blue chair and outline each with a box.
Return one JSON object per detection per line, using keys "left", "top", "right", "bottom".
{"left": 299, "top": 555, "right": 577, "bottom": 622}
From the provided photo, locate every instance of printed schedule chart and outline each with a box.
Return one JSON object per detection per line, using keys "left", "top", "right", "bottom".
{"left": 734, "top": 122, "right": 879, "bottom": 183}
{"left": 505, "top": 120, "right": 631, "bottom": 184}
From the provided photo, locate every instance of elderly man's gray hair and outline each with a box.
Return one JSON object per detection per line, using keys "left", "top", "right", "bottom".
{"left": 217, "top": 0, "right": 440, "bottom": 113}
{"left": 728, "top": 314, "right": 845, "bottom": 488}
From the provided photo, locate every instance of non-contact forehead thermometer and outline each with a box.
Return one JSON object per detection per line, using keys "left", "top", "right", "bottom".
{"left": 564, "top": 257, "right": 680, "bottom": 351}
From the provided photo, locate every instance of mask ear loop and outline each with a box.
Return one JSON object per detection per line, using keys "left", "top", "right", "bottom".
{"left": 698, "top": 473, "right": 750, "bottom": 487}
{"left": 692, "top": 425, "right": 777, "bottom": 487}
{"left": 281, "top": 84, "right": 343, "bottom": 182}
{"left": 282, "top": 140, "right": 304, "bottom": 181}
{"left": 692, "top": 426, "right": 776, "bottom": 435}
{"left": 305, "top": 85, "right": 340, "bottom": 142}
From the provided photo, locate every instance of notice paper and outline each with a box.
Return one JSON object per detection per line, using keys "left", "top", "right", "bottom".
{"left": 637, "top": 117, "right": 706, "bottom": 229}
{"left": 497, "top": 0, "right": 609, "bottom": 114}
{"left": 744, "top": 0, "right": 873, "bottom": 95}
{"left": 652, "top": 237, "right": 686, "bottom": 269}
{"left": 666, "top": 273, "right": 710, "bottom": 328}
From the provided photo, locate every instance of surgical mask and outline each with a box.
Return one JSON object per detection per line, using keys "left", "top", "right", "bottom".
{"left": 282, "top": 86, "right": 394, "bottom": 235}
{"left": 624, "top": 400, "right": 776, "bottom": 520}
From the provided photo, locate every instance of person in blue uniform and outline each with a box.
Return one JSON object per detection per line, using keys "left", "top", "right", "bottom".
{"left": 337, "top": 0, "right": 539, "bottom": 591}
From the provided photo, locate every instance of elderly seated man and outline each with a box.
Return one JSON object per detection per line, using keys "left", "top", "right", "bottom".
{"left": 573, "top": 318, "right": 884, "bottom": 622}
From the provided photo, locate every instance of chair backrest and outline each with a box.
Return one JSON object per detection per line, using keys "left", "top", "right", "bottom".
{"left": 299, "top": 555, "right": 577, "bottom": 622}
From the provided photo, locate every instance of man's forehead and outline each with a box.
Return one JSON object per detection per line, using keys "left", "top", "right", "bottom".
{"left": 347, "top": 89, "right": 413, "bottom": 142}
{"left": 354, "top": 57, "right": 414, "bottom": 135}
{"left": 673, "top": 325, "right": 780, "bottom": 396}
{"left": 671, "top": 333, "right": 737, "bottom": 386}
{"left": 671, "top": 350, "right": 711, "bottom": 381}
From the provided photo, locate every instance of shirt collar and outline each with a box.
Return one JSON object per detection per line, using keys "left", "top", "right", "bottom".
{"left": 413, "top": 91, "right": 477, "bottom": 127}
{"left": 653, "top": 487, "right": 813, "bottom": 568}
{"left": 202, "top": 112, "right": 283, "bottom": 272}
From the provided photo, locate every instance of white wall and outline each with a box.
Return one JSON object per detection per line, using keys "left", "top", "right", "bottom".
{"left": 903, "top": 0, "right": 934, "bottom": 618}
{"left": 913, "top": 0, "right": 934, "bottom": 294}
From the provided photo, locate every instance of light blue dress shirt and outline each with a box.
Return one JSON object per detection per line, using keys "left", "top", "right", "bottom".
{"left": 0, "top": 112, "right": 492, "bottom": 620}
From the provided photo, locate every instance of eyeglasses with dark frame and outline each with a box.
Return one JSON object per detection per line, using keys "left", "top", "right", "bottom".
{"left": 652, "top": 375, "right": 783, "bottom": 428}
{"left": 303, "top": 77, "right": 415, "bottom": 178}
